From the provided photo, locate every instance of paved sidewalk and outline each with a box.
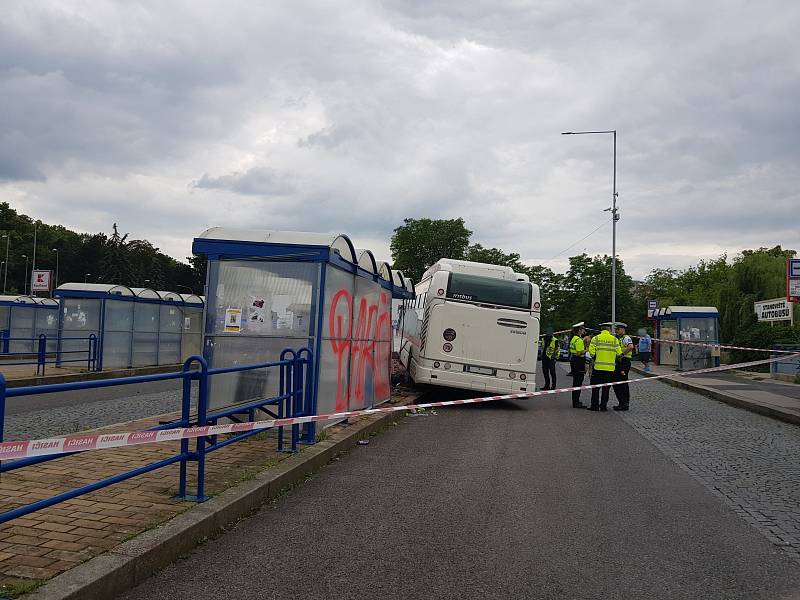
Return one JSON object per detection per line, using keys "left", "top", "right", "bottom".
{"left": 0, "top": 389, "right": 416, "bottom": 597}
{"left": 630, "top": 362, "right": 800, "bottom": 425}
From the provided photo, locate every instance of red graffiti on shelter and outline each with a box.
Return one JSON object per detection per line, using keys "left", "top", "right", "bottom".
{"left": 329, "top": 289, "right": 392, "bottom": 411}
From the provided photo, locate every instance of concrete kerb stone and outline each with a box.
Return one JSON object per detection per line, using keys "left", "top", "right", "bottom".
{"left": 26, "top": 395, "right": 417, "bottom": 600}
{"left": 630, "top": 365, "right": 800, "bottom": 427}
{"left": 4, "top": 364, "right": 185, "bottom": 388}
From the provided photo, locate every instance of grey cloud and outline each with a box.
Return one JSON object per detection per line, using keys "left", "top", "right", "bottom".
{"left": 192, "top": 168, "right": 297, "bottom": 196}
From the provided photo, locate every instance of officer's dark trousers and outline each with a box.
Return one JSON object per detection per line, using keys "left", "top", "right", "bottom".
{"left": 613, "top": 357, "right": 632, "bottom": 407}
{"left": 570, "top": 357, "right": 585, "bottom": 405}
{"left": 589, "top": 369, "right": 614, "bottom": 409}
{"left": 541, "top": 357, "right": 557, "bottom": 389}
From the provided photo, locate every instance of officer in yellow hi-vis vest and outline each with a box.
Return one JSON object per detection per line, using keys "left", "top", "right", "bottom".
{"left": 587, "top": 322, "right": 622, "bottom": 411}
{"left": 540, "top": 328, "right": 559, "bottom": 390}
{"left": 568, "top": 322, "right": 587, "bottom": 408}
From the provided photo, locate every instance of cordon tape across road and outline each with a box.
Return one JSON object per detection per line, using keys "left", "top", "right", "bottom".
{"left": 1, "top": 347, "right": 798, "bottom": 462}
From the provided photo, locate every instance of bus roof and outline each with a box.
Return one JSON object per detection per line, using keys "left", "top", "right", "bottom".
{"left": 422, "top": 258, "right": 518, "bottom": 281}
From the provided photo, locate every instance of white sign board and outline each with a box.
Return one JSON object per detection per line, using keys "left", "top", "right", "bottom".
{"left": 754, "top": 298, "right": 793, "bottom": 323}
{"left": 31, "top": 269, "right": 53, "bottom": 292}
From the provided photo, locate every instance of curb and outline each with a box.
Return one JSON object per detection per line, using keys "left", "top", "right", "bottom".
{"left": 630, "top": 366, "right": 800, "bottom": 427}
{"left": 3, "top": 364, "right": 184, "bottom": 388}
{"left": 26, "top": 394, "right": 418, "bottom": 600}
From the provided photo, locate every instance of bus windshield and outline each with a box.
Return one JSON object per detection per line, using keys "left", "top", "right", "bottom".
{"left": 446, "top": 273, "right": 531, "bottom": 310}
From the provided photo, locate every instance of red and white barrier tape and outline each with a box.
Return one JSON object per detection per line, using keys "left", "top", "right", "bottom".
{"left": 1, "top": 352, "right": 798, "bottom": 461}
{"left": 639, "top": 336, "right": 797, "bottom": 354}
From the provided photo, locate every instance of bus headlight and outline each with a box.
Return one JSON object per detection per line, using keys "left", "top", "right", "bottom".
{"left": 508, "top": 372, "right": 516, "bottom": 379}
{"left": 433, "top": 361, "right": 440, "bottom": 368}
{"left": 520, "top": 374, "right": 527, "bottom": 381}
{"left": 443, "top": 362, "right": 451, "bottom": 370}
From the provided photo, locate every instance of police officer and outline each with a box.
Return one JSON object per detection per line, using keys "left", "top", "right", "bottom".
{"left": 588, "top": 322, "right": 622, "bottom": 411}
{"left": 540, "top": 328, "right": 559, "bottom": 390}
{"left": 613, "top": 322, "right": 634, "bottom": 411}
{"left": 568, "top": 322, "right": 587, "bottom": 408}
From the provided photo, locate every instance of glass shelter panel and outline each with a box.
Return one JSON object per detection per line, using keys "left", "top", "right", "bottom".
{"left": 9, "top": 306, "right": 35, "bottom": 353}
{"left": 133, "top": 303, "right": 160, "bottom": 367}
{"left": 204, "top": 260, "right": 320, "bottom": 410}
{"left": 659, "top": 320, "right": 678, "bottom": 366}
{"left": 103, "top": 300, "right": 134, "bottom": 369}
{"left": 181, "top": 307, "right": 203, "bottom": 360}
{"left": 34, "top": 309, "right": 59, "bottom": 352}
{"left": 60, "top": 298, "right": 101, "bottom": 361}
{"left": 679, "top": 317, "right": 717, "bottom": 370}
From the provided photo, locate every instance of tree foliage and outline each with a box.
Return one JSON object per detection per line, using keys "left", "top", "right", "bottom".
{"left": 0, "top": 203, "right": 204, "bottom": 294}
{"left": 390, "top": 218, "right": 472, "bottom": 282}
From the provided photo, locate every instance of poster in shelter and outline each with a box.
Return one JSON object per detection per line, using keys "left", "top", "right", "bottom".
{"left": 224, "top": 308, "right": 242, "bottom": 333}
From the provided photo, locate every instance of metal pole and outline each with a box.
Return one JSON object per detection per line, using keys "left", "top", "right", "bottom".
{"left": 612, "top": 130, "right": 617, "bottom": 328}
{"left": 32, "top": 221, "right": 37, "bottom": 272}
{"left": 2, "top": 235, "right": 8, "bottom": 294}
{"left": 54, "top": 250, "right": 59, "bottom": 290}
{"left": 23, "top": 256, "right": 29, "bottom": 295}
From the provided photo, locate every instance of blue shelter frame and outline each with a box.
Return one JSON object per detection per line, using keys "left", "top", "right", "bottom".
{"left": 653, "top": 306, "right": 720, "bottom": 370}
{"left": 192, "top": 228, "right": 414, "bottom": 442}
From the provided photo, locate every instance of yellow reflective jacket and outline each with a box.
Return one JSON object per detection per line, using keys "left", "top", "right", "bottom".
{"left": 545, "top": 335, "right": 559, "bottom": 359}
{"left": 569, "top": 335, "right": 585, "bottom": 357}
{"left": 589, "top": 330, "right": 622, "bottom": 371}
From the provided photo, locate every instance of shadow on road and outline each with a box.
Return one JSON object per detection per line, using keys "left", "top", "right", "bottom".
{"left": 413, "top": 386, "right": 528, "bottom": 411}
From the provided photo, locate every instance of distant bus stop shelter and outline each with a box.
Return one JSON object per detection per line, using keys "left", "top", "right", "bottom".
{"left": 54, "top": 284, "right": 205, "bottom": 370}
{"left": 653, "top": 306, "right": 720, "bottom": 370}
{"left": 192, "top": 228, "right": 414, "bottom": 438}
{"left": 0, "top": 295, "right": 59, "bottom": 354}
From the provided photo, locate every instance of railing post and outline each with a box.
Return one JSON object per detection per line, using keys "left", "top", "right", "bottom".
{"left": 298, "top": 348, "right": 314, "bottom": 444}
{"left": 0, "top": 330, "right": 8, "bottom": 354}
{"left": 176, "top": 357, "right": 196, "bottom": 500}
{"left": 88, "top": 334, "right": 98, "bottom": 371}
{"left": 37, "top": 334, "right": 47, "bottom": 376}
{"left": 195, "top": 356, "right": 209, "bottom": 502}
{"left": 279, "top": 349, "right": 297, "bottom": 453}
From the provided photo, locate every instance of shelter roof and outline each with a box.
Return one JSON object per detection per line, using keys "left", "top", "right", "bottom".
{"left": 197, "top": 227, "right": 358, "bottom": 263}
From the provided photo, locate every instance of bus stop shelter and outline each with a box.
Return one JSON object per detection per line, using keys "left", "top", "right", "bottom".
{"left": 0, "top": 295, "right": 59, "bottom": 354}
{"left": 54, "top": 284, "right": 205, "bottom": 370}
{"left": 653, "top": 306, "right": 720, "bottom": 370}
{"left": 192, "top": 228, "right": 414, "bottom": 437}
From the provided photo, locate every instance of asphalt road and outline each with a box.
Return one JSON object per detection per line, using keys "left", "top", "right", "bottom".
{"left": 120, "top": 382, "right": 800, "bottom": 599}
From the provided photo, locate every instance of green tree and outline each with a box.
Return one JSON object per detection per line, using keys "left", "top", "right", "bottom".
{"left": 390, "top": 218, "right": 472, "bottom": 282}
{"left": 465, "top": 244, "right": 525, "bottom": 271}
{"left": 100, "top": 223, "right": 135, "bottom": 284}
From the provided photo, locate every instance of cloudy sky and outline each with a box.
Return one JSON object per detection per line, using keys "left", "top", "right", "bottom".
{"left": 2, "top": 0, "right": 799, "bottom": 279}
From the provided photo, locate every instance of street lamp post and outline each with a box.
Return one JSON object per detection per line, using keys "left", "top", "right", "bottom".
{"left": 84, "top": 273, "right": 91, "bottom": 284}
{"left": 52, "top": 248, "right": 59, "bottom": 291}
{"left": 1, "top": 233, "right": 8, "bottom": 294}
{"left": 22, "top": 255, "right": 29, "bottom": 295}
{"left": 561, "top": 129, "right": 618, "bottom": 327}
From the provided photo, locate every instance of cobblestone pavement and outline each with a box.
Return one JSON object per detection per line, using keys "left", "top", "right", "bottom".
{"left": 618, "top": 379, "right": 800, "bottom": 561}
{"left": 4, "top": 387, "right": 183, "bottom": 441}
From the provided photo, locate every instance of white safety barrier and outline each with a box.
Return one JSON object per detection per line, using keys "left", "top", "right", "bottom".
{"left": 0, "top": 351, "right": 797, "bottom": 462}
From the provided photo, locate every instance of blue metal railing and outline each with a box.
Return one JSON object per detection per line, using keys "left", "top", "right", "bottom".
{"left": 0, "top": 347, "right": 313, "bottom": 522}
{"left": 0, "top": 331, "right": 98, "bottom": 375}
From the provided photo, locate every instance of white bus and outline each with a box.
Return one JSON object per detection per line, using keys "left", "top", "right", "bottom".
{"left": 398, "top": 258, "right": 541, "bottom": 394}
